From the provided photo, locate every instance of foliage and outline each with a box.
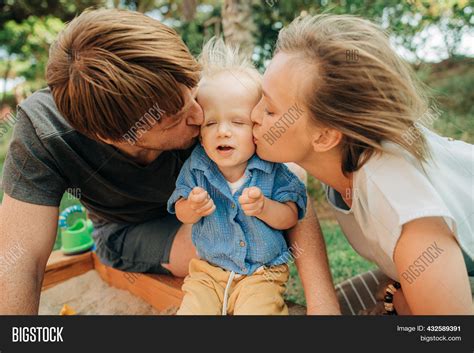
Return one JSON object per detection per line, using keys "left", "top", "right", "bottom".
{"left": 419, "top": 57, "right": 474, "bottom": 142}
{"left": 0, "top": 0, "right": 105, "bottom": 27}
{"left": 1, "top": 1, "right": 472, "bottom": 98}
{"left": 249, "top": 0, "right": 473, "bottom": 68}
{"left": 0, "top": 16, "right": 64, "bottom": 97}
{"left": 97, "top": 1, "right": 474, "bottom": 67}
{"left": 0, "top": 124, "right": 13, "bottom": 202}
{"left": 285, "top": 220, "right": 377, "bottom": 306}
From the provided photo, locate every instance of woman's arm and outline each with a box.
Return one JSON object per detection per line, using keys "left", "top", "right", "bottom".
{"left": 394, "top": 216, "right": 473, "bottom": 315}
{"left": 287, "top": 198, "right": 341, "bottom": 314}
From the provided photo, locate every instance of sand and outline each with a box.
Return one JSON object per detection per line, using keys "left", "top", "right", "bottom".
{"left": 39, "top": 270, "right": 166, "bottom": 315}
{"left": 39, "top": 269, "right": 306, "bottom": 315}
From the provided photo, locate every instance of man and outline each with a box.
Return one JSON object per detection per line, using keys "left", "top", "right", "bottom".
{"left": 0, "top": 8, "right": 339, "bottom": 314}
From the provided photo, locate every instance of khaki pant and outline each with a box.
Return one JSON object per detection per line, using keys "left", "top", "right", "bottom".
{"left": 177, "top": 258, "right": 289, "bottom": 315}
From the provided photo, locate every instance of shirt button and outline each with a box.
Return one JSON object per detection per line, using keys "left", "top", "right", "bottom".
{"left": 231, "top": 203, "right": 236, "bottom": 208}
{"left": 239, "top": 241, "right": 245, "bottom": 247}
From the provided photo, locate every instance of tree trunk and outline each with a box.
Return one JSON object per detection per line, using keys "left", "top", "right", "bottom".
{"left": 182, "top": 0, "right": 197, "bottom": 22}
{"left": 137, "top": 0, "right": 157, "bottom": 13}
{"left": 221, "top": 0, "right": 255, "bottom": 57}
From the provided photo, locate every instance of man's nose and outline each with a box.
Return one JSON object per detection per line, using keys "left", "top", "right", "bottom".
{"left": 186, "top": 101, "right": 204, "bottom": 126}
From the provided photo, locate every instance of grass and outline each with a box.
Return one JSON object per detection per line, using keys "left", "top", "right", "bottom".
{"left": 285, "top": 220, "right": 376, "bottom": 306}
{"left": 0, "top": 126, "right": 13, "bottom": 203}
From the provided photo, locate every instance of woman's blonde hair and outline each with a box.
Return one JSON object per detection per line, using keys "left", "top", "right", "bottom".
{"left": 198, "top": 36, "right": 261, "bottom": 93}
{"left": 276, "top": 14, "right": 433, "bottom": 174}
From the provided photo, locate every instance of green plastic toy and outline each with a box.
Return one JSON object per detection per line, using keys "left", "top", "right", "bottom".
{"left": 59, "top": 205, "right": 95, "bottom": 255}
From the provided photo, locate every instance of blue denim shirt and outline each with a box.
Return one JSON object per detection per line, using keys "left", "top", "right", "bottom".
{"left": 167, "top": 144, "right": 307, "bottom": 275}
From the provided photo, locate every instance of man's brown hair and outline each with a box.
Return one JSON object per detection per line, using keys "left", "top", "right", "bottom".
{"left": 46, "top": 8, "right": 200, "bottom": 140}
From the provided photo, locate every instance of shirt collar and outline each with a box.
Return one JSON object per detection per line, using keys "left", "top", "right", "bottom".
{"left": 189, "top": 143, "right": 274, "bottom": 174}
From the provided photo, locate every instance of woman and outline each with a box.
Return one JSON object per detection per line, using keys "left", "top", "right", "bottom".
{"left": 251, "top": 14, "right": 473, "bottom": 315}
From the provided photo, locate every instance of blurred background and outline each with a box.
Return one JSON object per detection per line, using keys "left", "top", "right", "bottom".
{"left": 0, "top": 0, "right": 473, "bottom": 305}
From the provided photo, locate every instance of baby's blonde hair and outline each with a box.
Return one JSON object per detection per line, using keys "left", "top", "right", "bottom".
{"left": 277, "top": 14, "right": 433, "bottom": 174}
{"left": 198, "top": 37, "right": 261, "bottom": 94}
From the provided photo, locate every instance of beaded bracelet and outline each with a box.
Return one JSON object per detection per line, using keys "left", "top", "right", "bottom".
{"left": 383, "top": 281, "right": 401, "bottom": 315}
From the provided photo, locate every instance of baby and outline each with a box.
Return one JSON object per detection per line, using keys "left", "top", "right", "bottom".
{"left": 167, "top": 38, "right": 307, "bottom": 315}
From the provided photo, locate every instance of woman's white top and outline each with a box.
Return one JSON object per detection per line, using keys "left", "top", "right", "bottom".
{"left": 326, "top": 127, "right": 473, "bottom": 280}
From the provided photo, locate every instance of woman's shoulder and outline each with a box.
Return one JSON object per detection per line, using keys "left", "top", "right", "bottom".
{"left": 357, "top": 127, "right": 473, "bottom": 190}
{"left": 353, "top": 132, "right": 459, "bottom": 227}
{"left": 355, "top": 143, "right": 423, "bottom": 195}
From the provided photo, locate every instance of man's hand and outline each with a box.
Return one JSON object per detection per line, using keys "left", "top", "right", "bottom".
{"left": 188, "top": 187, "right": 216, "bottom": 217}
{"left": 238, "top": 187, "right": 265, "bottom": 216}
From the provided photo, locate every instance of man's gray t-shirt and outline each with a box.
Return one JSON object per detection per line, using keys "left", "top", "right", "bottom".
{"left": 1, "top": 88, "right": 194, "bottom": 224}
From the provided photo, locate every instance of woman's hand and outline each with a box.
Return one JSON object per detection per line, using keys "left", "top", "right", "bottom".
{"left": 358, "top": 278, "right": 412, "bottom": 315}
{"left": 393, "top": 289, "right": 412, "bottom": 315}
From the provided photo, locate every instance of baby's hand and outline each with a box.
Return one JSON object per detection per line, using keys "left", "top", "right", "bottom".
{"left": 239, "top": 187, "right": 265, "bottom": 216}
{"left": 188, "top": 187, "right": 216, "bottom": 217}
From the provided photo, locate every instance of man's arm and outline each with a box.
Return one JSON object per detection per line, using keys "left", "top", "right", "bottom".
{"left": 286, "top": 198, "right": 341, "bottom": 315}
{"left": 0, "top": 194, "right": 59, "bottom": 314}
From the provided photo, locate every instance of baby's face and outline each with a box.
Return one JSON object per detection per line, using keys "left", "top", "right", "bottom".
{"left": 198, "top": 72, "right": 259, "bottom": 169}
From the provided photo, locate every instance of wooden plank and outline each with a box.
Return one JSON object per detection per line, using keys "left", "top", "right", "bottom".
{"left": 92, "top": 254, "right": 306, "bottom": 315}
{"left": 43, "top": 250, "right": 306, "bottom": 315}
{"left": 46, "top": 250, "right": 92, "bottom": 270}
{"left": 43, "top": 251, "right": 94, "bottom": 290}
{"left": 92, "top": 253, "right": 184, "bottom": 312}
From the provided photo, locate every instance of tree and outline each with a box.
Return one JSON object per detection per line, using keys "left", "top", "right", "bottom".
{"left": 2, "top": 0, "right": 471, "bottom": 106}
{"left": 0, "top": 0, "right": 105, "bottom": 27}
{"left": 222, "top": 0, "right": 255, "bottom": 56}
{"left": 0, "top": 16, "right": 64, "bottom": 103}
{"left": 116, "top": 0, "right": 471, "bottom": 65}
